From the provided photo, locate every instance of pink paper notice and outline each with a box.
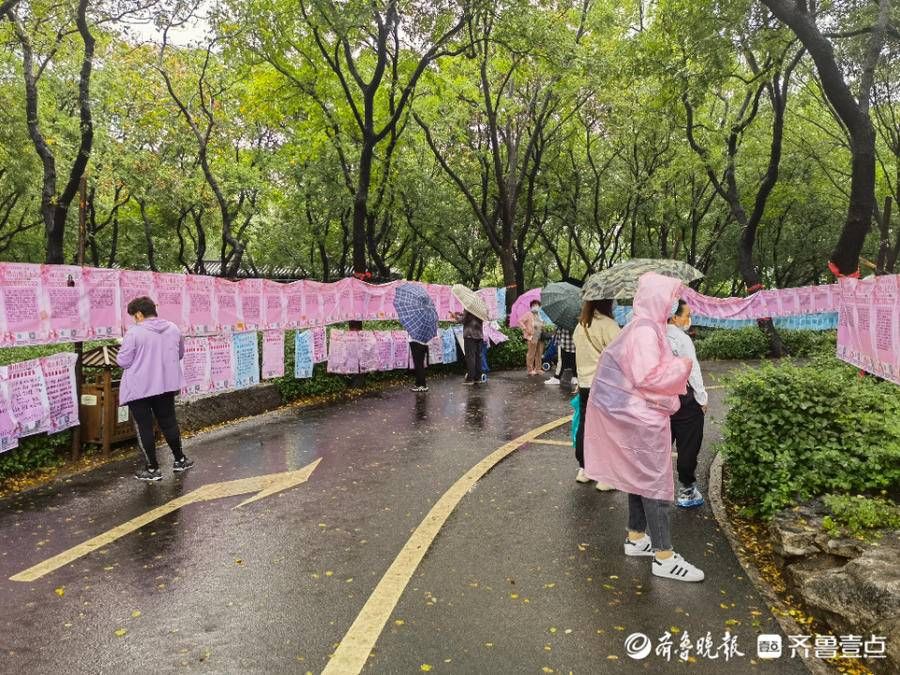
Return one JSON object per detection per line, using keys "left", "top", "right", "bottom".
{"left": 4, "top": 359, "right": 50, "bottom": 436}
{"left": 41, "top": 265, "right": 88, "bottom": 342}
{"left": 83, "top": 267, "right": 121, "bottom": 338}
{"left": 215, "top": 278, "right": 243, "bottom": 332}
{"left": 0, "top": 262, "right": 45, "bottom": 345}
{"left": 154, "top": 272, "right": 187, "bottom": 331}
{"left": 391, "top": 331, "right": 410, "bottom": 370}
{"left": 186, "top": 274, "right": 217, "bottom": 335}
{"left": 181, "top": 337, "right": 211, "bottom": 396}
{"left": 208, "top": 335, "right": 235, "bottom": 391}
{"left": 119, "top": 270, "right": 155, "bottom": 331}
{"left": 263, "top": 281, "right": 286, "bottom": 330}
{"left": 239, "top": 278, "right": 263, "bottom": 330}
{"left": 284, "top": 281, "right": 306, "bottom": 328}
{"left": 39, "top": 352, "right": 79, "bottom": 433}
{"left": 311, "top": 327, "right": 327, "bottom": 363}
{"left": 262, "top": 331, "right": 285, "bottom": 379}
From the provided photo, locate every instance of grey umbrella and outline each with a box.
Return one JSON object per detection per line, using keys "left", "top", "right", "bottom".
{"left": 541, "top": 282, "right": 581, "bottom": 331}
{"left": 582, "top": 259, "right": 703, "bottom": 300}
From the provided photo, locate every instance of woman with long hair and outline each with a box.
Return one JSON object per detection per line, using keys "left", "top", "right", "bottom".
{"left": 572, "top": 298, "right": 620, "bottom": 489}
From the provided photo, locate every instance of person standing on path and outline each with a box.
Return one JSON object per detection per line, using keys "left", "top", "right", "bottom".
{"left": 545, "top": 326, "right": 577, "bottom": 389}
{"left": 667, "top": 300, "right": 707, "bottom": 508}
{"left": 452, "top": 310, "right": 484, "bottom": 385}
{"left": 409, "top": 339, "right": 429, "bottom": 393}
{"left": 117, "top": 296, "right": 193, "bottom": 482}
{"left": 584, "top": 273, "right": 705, "bottom": 582}
{"left": 520, "top": 299, "right": 544, "bottom": 375}
{"left": 572, "top": 299, "right": 620, "bottom": 490}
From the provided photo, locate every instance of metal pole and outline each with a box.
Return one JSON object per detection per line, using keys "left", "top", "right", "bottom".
{"left": 71, "top": 174, "right": 87, "bottom": 461}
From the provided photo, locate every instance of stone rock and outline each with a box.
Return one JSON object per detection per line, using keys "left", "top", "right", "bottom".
{"left": 800, "top": 533, "right": 900, "bottom": 634}
{"left": 785, "top": 554, "right": 845, "bottom": 590}
{"left": 814, "top": 533, "right": 866, "bottom": 559}
{"left": 770, "top": 505, "right": 824, "bottom": 559}
{"left": 875, "top": 615, "right": 900, "bottom": 675}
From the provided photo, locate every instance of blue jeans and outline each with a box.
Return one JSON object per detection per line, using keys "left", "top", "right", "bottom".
{"left": 627, "top": 493, "right": 672, "bottom": 551}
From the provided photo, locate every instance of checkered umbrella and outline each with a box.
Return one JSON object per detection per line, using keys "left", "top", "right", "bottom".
{"left": 582, "top": 259, "right": 703, "bottom": 300}
{"left": 393, "top": 283, "right": 438, "bottom": 343}
{"left": 451, "top": 284, "right": 490, "bottom": 321}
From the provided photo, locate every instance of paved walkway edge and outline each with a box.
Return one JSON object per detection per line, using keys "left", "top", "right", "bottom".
{"left": 708, "top": 452, "right": 826, "bottom": 675}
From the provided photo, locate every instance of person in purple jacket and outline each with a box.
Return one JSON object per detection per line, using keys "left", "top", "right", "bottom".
{"left": 117, "top": 296, "right": 193, "bottom": 481}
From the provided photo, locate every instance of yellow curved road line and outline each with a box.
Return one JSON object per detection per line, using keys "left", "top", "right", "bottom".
{"left": 323, "top": 415, "right": 572, "bottom": 675}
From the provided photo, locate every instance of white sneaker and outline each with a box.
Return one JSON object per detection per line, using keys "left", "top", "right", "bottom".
{"left": 571, "top": 378, "right": 578, "bottom": 387}
{"left": 595, "top": 482, "right": 615, "bottom": 491}
{"left": 575, "top": 468, "right": 590, "bottom": 483}
{"left": 624, "top": 535, "right": 654, "bottom": 557}
{"left": 544, "top": 377, "right": 560, "bottom": 385}
{"left": 652, "top": 553, "right": 705, "bottom": 582}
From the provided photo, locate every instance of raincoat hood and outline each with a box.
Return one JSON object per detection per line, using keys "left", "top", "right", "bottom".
{"left": 632, "top": 273, "right": 683, "bottom": 324}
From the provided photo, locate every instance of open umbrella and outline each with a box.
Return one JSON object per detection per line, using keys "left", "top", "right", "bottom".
{"left": 582, "top": 259, "right": 703, "bottom": 300}
{"left": 451, "top": 284, "right": 490, "bottom": 321}
{"left": 541, "top": 282, "right": 581, "bottom": 331}
{"left": 393, "top": 283, "right": 438, "bottom": 343}
{"left": 509, "top": 288, "right": 540, "bottom": 328}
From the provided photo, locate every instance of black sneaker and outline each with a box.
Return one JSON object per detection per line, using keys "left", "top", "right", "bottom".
{"left": 135, "top": 468, "right": 163, "bottom": 482}
{"left": 173, "top": 457, "right": 194, "bottom": 473}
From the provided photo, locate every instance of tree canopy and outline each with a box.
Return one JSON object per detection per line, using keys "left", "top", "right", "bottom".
{"left": 1, "top": 0, "right": 897, "bottom": 301}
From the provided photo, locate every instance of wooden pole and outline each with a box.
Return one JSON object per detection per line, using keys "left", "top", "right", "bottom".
{"left": 70, "top": 173, "right": 87, "bottom": 461}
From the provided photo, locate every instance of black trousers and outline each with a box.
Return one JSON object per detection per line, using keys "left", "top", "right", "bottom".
{"left": 671, "top": 391, "right": 705, "bottom": 486}
{"left": 410, "top": 342, "right": 428, "bottom": 387}
{"left": 575, "top": 387, "right": 590, "bottom": 468}
{"left": 464, "top": 337, "right": 483, "bottom": 382}
{"left": 129, "top": 391, "right": 185, "bottom": 470}
{"left": 556, "top": 349, "right": 577, "bottom": 377}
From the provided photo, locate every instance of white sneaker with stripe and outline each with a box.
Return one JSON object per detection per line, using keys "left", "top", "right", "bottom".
{"left": 652, "top": 553, "right": 705, "bottom": 582}
{"left": 624, "top": 535, "right": 654, "bottom": 557}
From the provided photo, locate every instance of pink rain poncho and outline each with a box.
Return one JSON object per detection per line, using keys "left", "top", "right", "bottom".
{"left": 583, "top": 273, "right": 693, "bottom": 501}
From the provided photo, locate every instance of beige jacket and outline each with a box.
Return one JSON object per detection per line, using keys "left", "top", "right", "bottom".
{"left": 573, "top": 313, "right": 621, "bottom": 387}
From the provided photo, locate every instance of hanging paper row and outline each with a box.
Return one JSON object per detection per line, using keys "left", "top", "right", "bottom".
{"left": 0, "top": 263, "right": 505, "bottom": 347}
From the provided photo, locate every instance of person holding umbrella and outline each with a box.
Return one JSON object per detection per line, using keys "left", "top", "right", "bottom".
{"left": 393, "top": 284, "right": 439, "bottom": 393}
{"left": 540, "top": 282, "right": 581, "bottom": 388}
{"left": 451, "top": 285, "right": 490, "bottom": 385}
{"left": 584, "top": 273, "right": 705, "bottom": 582}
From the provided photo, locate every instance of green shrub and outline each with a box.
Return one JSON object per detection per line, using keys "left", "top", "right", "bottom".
{"left": 822, "top": 494, "right": 900, "bottom": 538}
{"left": 695, "top": 328, "right": 836, "bottom": 360}
{"left": 0, "top": 431, "right": 71, "bottom": 480}
{"left": 720, "top": 356, "right": 900, "bottom": 518}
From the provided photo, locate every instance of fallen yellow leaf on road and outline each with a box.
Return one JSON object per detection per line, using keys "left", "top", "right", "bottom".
{"left": 54, "top": 587, "right": 64, "bottom": 597}
{"left": 131, "top": 610, "right": 141, "bottom": 618}
{"left": 114, "top": 628, "right": 127, "bottom": 637}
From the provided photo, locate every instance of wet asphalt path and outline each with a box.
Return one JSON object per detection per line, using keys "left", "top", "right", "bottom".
{"left": 0, "top": 365, "right": 806, "bottom": 674}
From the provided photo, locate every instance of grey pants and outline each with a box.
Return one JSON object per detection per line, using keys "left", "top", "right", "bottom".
{"left": 627, "top": 493, "right": 672, "bottom": 551}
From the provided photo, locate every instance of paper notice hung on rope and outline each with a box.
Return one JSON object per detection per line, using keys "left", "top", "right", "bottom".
{"left": 391, "top": 331, "right": 410, "bottom": 370}
{"left": 427, "top": 335, "right": 444, "bottom": 364}
{"left": 263, "top": 280, "right": 286, "bottom": 330}
{"left": 232, "top": 331, "right": 260, "bottom": 388}
{"left": 118, "top": 270, "right": 154, "bottom": 331}
{"left": 0, "top": 372, "right": 18, "bottom": 448}
{"left": 294, "top": 330, "right": 314, "bottom": 379}
{"left": 208, "top": 335, "right": 235, "bottom": 391}
{"left": 41, "top": 265, "right": 88, "bottom": 342}
{"left": 83, "top": 267, "right": 121, "bottom": 338}
{"left": 441, "top": 328, "right": 457, "bottom": 363}
{"left": 357, "top": 331, "right": 380, "bottom": 373}
{"left": 154, "top": 272, "right": 187, "bottom": 331}
{"left": 238, "top": 279, "right": 263, "bottom": 331}
{"left": 311, "top": 327, "right": 327, "bottom": 363}
{"left": 0, "top": 263, "right": 44, "bottom": 345}
{"left": 4, "top": 359, "right": 50, "bottom": 437}
{"left": 284, "top": 281, "right": 305, "bottom": 328}
{"left": 215, "top": 278, "right": 243, "bottom": 332}
{"left": 262, "top": 330, "right": 285, "bottom": 379}
{"left": 186, "top": 274, "right": 216, "bottom": 335}
{"left": 39, "top": 352, "right": 79, "bottom": 433}
{"left": 837, "top": 275, "right": 900, "bottom": 384}
{"left": 181, "top": 337, "right": 211, "bottom": 397}
{"left": 327, "top": 330, "right": 359, "bottom": 374}
{"left": 374, "top": 332, "right": 393, "bottom": 371}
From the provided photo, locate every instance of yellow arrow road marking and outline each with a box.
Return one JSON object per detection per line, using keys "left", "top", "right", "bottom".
{"left": 323, "top": 417, "right": 571, "bottom": 675}
{"left": 10, "top": 458, "right": 321, "bottom": 583}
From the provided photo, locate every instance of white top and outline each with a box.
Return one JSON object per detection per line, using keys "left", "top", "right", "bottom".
{"left": 666, "top": 324, "right": 708, "bottom": 406}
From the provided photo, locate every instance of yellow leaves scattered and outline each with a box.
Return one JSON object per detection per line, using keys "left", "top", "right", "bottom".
{"left": 394, "top": 619, "right": 405, "bottom": 626}
{"left": 542, "top": 667, "right": 554, "bottom": 673}
{"left": 548, "top": 627, "right": 557, "bottom": 634}
{"left": 669, "top": 626, "right": 681, "bottom": 634}
{"left": 235, "top": 559, "right": 243, "bottom": 565}
{"left": 719, "top": 603, "right": 729, "bottom": 609}
{"left": 54, "top": 587, "right": 65, "bottom": 597}
{"left": 509, "top": 593, "right": 519, "bottom": 599}
{"left": 325, "top": 570, "right": 334, "bottom": 577}
{"left": 608, "top": 575, "right": 618, "bottom": 580}
{"left": 607, "top": 655, "right": 618, "bottom": 660}
{"left": 725, "top": 619, "right": 741, "bottom": 627}
{"left": 419, "top": 664, "right": 432, "bottom": 672}
{"left": 484, "top": 642, "right": 494, "bottom": 648}
{"left": 131, "top": 610, "right": 141, "bottom": 618}
{"left": 114, "top": 628, "right": 127, "bottom": 637}
{"left": 543, "top": 582, "right": 556, "bottom": 589}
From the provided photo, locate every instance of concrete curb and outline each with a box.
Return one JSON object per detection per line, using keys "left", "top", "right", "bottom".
{"left": 708, "top": 452, "right": 830, "bottom": 675}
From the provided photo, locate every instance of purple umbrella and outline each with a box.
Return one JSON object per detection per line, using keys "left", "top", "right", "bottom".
{"left": 509, "top": 288, "right": 551, "bottom": 328}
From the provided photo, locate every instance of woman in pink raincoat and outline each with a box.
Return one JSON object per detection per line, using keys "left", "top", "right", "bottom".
{"left": 584, "top": 273, "right": 705, "bottom": 582}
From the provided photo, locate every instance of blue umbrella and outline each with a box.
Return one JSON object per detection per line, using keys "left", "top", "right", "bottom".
{"left": 393, "top": 284, "right": 439, "bottom": 343}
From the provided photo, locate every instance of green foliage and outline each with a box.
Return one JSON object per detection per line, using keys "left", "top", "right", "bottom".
{"left": 695, "top": 328, "right": 836, "bottom": 360}
{"left": 822, "top": 494, "right": 900, "bottom": 539}
{"left": 0, "top": 432, "right": 70, "bottom": 480}
{"left": 720, "top": 357, "right": 900, "bottom": 519}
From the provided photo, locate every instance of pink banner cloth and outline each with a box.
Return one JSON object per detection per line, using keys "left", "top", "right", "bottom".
{"left": 837, "top": 275, "right": 900, "bottom": 384}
